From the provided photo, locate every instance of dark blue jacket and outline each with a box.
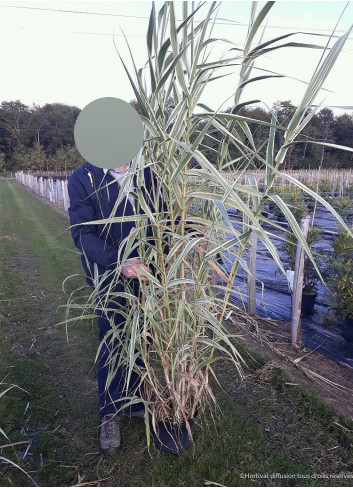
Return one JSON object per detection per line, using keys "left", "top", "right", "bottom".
{"left": 68, "top": 161, "right": 164, "bottom": 286}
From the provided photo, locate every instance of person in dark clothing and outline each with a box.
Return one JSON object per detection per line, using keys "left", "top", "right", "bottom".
{"left": 68, "top": 159, "right": 159, "bottom": 455}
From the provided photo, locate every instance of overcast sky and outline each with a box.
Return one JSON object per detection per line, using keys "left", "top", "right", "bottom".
{"left": 0, "top": 0, "right": 352, "bottom": 114}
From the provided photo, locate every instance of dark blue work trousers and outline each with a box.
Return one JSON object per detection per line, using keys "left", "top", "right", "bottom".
{"left": 96, "top": 278, "right": 145, "bottom": 418}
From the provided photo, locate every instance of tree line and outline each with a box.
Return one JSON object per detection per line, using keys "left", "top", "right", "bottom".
{"left": 1, "top": 99, "right": 352, "bottom": 174}
{"left": 0, "top": 100, "right": 82, "bottom": 174}
{"left": 198, "top": 101, "right": 353, "bottom": 171}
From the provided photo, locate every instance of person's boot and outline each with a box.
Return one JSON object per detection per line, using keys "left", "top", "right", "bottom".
{"left": 99, "top": 414, "right": 121, "bottom": 455}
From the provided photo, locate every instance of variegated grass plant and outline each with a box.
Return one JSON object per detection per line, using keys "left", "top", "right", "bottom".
{"left": 65, "top": 2, "right": 353, "bottom": 444}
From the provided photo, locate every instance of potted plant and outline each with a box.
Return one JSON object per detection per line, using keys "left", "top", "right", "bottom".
{"left": 302, "top": 181, "right": 317, "bottom": 211}
{"left": 64, "top": 2, "right": 353, "bottom": 453}
{"left": 86, "top": 164, "right": 245, "bottom": 454}
{"left": 268, "top": 185, "right": 287, "bottom": 221}
{"left": 326, "top": 225, "right": 353, "bottom": 342}
{"left": 331, "top": 195, "right": 353, "bottom": 224}
{"left": 276, "top": 185, "right": 331, "bottom": 315}
{"left": 284, "top": 223, "right": 326, "bottom": 315}
{"left": 73, "top": 2, "right": 249, "bottom": 454}
{"left": 301, "top": 234, "right": 327, "bottom": 315}
{"left": 270, "top": 185, "right": 309, "bottom": 223}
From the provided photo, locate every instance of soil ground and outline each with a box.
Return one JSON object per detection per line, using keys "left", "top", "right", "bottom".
{"left": 222, "top": 312, "right": 353, "bottom": 421}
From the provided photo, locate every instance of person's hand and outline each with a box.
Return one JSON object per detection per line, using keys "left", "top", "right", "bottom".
{"left": 122, "top": 260, "right": 151, "bottom": 281}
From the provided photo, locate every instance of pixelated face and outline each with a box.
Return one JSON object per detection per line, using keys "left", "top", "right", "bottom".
{"left": 74, "top": 97, "right": 144, "bottom": 170}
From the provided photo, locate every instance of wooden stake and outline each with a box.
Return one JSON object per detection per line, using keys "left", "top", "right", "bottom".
{"left": 247, "top": 231, "right": 257, "bottom": 316}
{"left": 291, "top": 215, "right": 310, "bottom": 348}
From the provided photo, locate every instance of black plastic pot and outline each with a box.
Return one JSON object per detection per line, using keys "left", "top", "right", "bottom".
{"left": 301, "top": 293, "right": 317, "bottom": 316}
{"left": 152, "top": 414, "right": 197, "bottom": 455}
{"left": 342, "top": 317, "right": 353, "bottom": 343}
{"left": 276, "top": 212, "right": 286, "bottom": 222}
{"left": 305, "top": 201, "right": 315, "bottom": 211}
{"left": 215, "top": 252, "right": 223, "bottom": 265}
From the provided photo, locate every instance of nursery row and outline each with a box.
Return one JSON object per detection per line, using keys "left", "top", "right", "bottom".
{"left": 15, "top": 172, "right": 70, "bottom": 211}
{"left": 226, "top": 190, "right": 353, "bottom": 349}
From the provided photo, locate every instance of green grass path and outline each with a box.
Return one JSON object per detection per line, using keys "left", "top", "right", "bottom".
{"left": 1, "top": 180, "right": 353, "bottom": 487}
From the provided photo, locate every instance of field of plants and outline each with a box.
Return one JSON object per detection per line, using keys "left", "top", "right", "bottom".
{"left": 227, "top": 177, "right": 353, "bottom": 360}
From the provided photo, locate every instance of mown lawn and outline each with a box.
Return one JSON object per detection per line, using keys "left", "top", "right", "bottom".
{"left": 1, "top": 179, "right": 353, "bottom": 487}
